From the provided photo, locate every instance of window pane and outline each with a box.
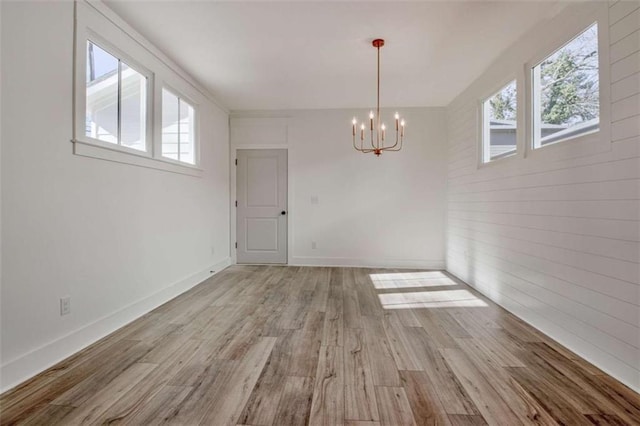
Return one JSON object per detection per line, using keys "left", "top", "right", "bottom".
{"left": 120, "top": 62, "right": 147, "bottom": 151}
{"left": 484, "top": 80, "right": 517, "bottom": 162}
{"left": 533, "top": 23, "right": 599, "bottom": 147}
{"left": 86, "top": 41, "right": 118, "bottom": 144}
{"left": 162, "top": 89, "right": 180, "bottom": 160}
{"left": 179, "top": 99, "right": 195, "bottom": 165}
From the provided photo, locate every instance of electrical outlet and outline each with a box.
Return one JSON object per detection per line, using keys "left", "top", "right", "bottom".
{"left": 311, "top": 241, "right": 317, "bottom": 249}
{"left": 60, "top": 297, "right": 71, "bottom": 316}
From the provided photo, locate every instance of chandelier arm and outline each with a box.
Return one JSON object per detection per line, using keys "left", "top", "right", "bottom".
{"left": 354, "top": 135, "right": 374, "bottom": 153}
{"left": 359, "top": 147, "right": 375, "bottom": 153}
{"left": 382, "top": 127, "right": 400, "bottom": 150}
{"left": 382, "top": 135, "right": 403, "bottom": 151}
{"left": 361, "top": 135, "right": 374, "bottom": 153}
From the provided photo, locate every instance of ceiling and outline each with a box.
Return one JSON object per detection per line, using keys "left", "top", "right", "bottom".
{"left": 104, "top": 1, "right": 566, "bottom": 111}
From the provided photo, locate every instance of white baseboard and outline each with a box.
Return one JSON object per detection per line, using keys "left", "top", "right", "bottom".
{"left": 0, "top": 257, "right": 231, "bottom": 394}
{"left": 446, "top": 265, "right": 640, "bottom": 394}
{"left": 289, "top": 256, "right": 445, "bottom": 270}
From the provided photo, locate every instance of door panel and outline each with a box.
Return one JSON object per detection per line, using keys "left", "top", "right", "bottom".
{"left": 247, "top": 157, "right": 279, "bottom": 206}
{"left": 237, "top": 149, "right": 287, "bottom": 264}
{"left": 246, "top": 218, "right": 279, "bottom": 251}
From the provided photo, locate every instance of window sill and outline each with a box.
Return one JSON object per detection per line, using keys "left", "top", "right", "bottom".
{"left": 525, "top": 129, "right": 611, "bottom": 162}
{"left": 72, "top": 139, "right": 203, "bottom": 177}
{"left": 477, "top": 151, "right": 519, "bottom": 170}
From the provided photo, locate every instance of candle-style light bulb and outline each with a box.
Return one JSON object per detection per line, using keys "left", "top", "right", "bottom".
{"left": 381, "top": 123, "right": 386, "bottom": 141}
{"left": 352, "top": 118, "right": 357, "bottom": 125}
{"left": 395, "top": 112, "right": 399, "bottom": 120}
{"left": 400, "top": 119, "right": 405, "bottom": 137}
{"left": 360, "top": 123, "right": 365, "bottom": 140}
{"left": 395, "top": 112, "right": 399, "bottom": 130}
{"left": 369, "top": 111, "right": 374, "bottom": 130}
{"left": 369, "top": 111, "right": 374, "bottom": 119}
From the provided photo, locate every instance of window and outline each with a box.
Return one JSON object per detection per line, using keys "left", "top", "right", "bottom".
{"left": 74, "top": 2, "right": 203, "bottom": 175}
{"left": 475, "top": 4, "right": 608, "bottom": 167}
{"left": 532, "top": 23, "right": 599, "bottom": 148}
{"left": 162, "top": 88, "right": 196, "bottom": 165}
{"left": 85, "top": 41, "right": 148, "bottom": 152}
{"left": 482, "top": 80, "right": 517, "bottom": 163}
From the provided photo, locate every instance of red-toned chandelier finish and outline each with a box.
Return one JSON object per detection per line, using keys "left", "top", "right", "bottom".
{"left": 352, "top": 38, "right": 405, "bottom": 156}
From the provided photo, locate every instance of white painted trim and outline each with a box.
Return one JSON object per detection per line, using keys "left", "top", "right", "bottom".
{"left": 290, "top": 256, "right": 445, "bottom": 270}
{"left": 74, "top": 1, "right": 215, "bottom": 174}
{"left": 229, "top": 117, "right": 294, "bottom": 265}
{"left": 235, "top": 149, "right": 289, "bottom": 264}
{"left": 230, "top": 142, "right": 292, "bottom": 265}
{"left": 478, "top": 77, "right": 518, "bottom": 166}
{"left": 232, "top": 144, "right": 289, "bottom": 150}
{"left": 73, "top": 139, "right": 203, "bottom": 177}
{"left": 446, "top": 268, "right": 640, "bottom": 393}
{"left": 157, "top": 84, "right": 201, "bottom": 168}
{"left": 83, "top": 0, "right": 228, "bottom": 113}
{"left": 74, "top": 4, "right": 155, "bottom": 160}
{"left": 447, "top": 0, "right": 638, "bottom": 393}
{"left": 524, "top": 3, "right": 612, "bottom": 161}
{"left": 0, "top": 258, "right": 231, "bottom": 394}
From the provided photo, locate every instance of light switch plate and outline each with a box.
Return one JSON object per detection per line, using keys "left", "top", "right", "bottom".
{"left": 60, "top": 297, "right": 71, "bottom": 316}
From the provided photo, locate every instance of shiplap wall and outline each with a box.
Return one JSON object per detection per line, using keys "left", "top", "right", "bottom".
{"left": 446, "top": 1, "right": 640, "bottom": 391}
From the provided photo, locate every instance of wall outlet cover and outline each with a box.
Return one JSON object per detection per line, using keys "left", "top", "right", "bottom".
{"left": 60, "top": 297, "right": 71, "bottom": 316}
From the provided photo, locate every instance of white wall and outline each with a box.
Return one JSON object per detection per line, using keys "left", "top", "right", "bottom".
{"left": 0, "top": 1, "right": 3, "bottom": 370}
{"left": 446, "top": 1, "right": 640, "bottom": 391}
{"left": 0, "top": 1, "right": 230, "bottom": 392}
{"left": 231, "top": 108, "right": 447, "bottom": 269}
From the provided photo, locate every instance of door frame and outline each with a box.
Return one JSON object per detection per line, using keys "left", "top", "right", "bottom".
{"left": 230, "top": 145, "right": 291, "bottom": 265}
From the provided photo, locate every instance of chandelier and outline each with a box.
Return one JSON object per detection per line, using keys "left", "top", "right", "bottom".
{"left": 352, "top": 39, "right": 405, "bottom": 156}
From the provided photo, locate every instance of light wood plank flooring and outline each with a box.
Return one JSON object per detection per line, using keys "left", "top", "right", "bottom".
{"left": 1, "top": 265, "right": 639, "bottom": 425}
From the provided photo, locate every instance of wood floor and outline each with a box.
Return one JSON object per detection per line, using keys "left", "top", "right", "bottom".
{"left": 1, "top": 266, "right": 639, "bottom": 425}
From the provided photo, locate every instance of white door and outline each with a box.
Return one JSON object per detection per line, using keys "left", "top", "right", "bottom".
{"left": 236, "top": 149, "right": 288, "bottom": 264}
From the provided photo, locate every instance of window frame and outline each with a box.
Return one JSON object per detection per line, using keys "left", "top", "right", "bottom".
{"left": 523, "top": 4, "right": 611, "bottom": 161}
{"left": 480, "top": 78, "right": 519, "bottom": 165}
{"left": 76, "top": 30, "right": 154, "bottom": 157}
{"left": 475, "top": 3, "right": 611, "bottom": 167}
{"left": 73, "top": 1, "right": 204, "bottom": 176}
{"left": 157, "top": 84, "right": 200, "bottom": 167}
{"left": 530, "top": 22, "right": 601, "bottom": 149}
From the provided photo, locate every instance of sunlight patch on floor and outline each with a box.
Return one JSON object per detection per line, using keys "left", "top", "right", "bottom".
{"left": 378, "top": 289, "right": 488, "bottom": 309}
{"left": 368, "top": 271, "right": 457, "bottom": 289}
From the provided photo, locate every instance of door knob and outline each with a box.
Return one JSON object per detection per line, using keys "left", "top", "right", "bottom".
{"left": 281, "top": 211, "right": 287, "bottom": 215}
